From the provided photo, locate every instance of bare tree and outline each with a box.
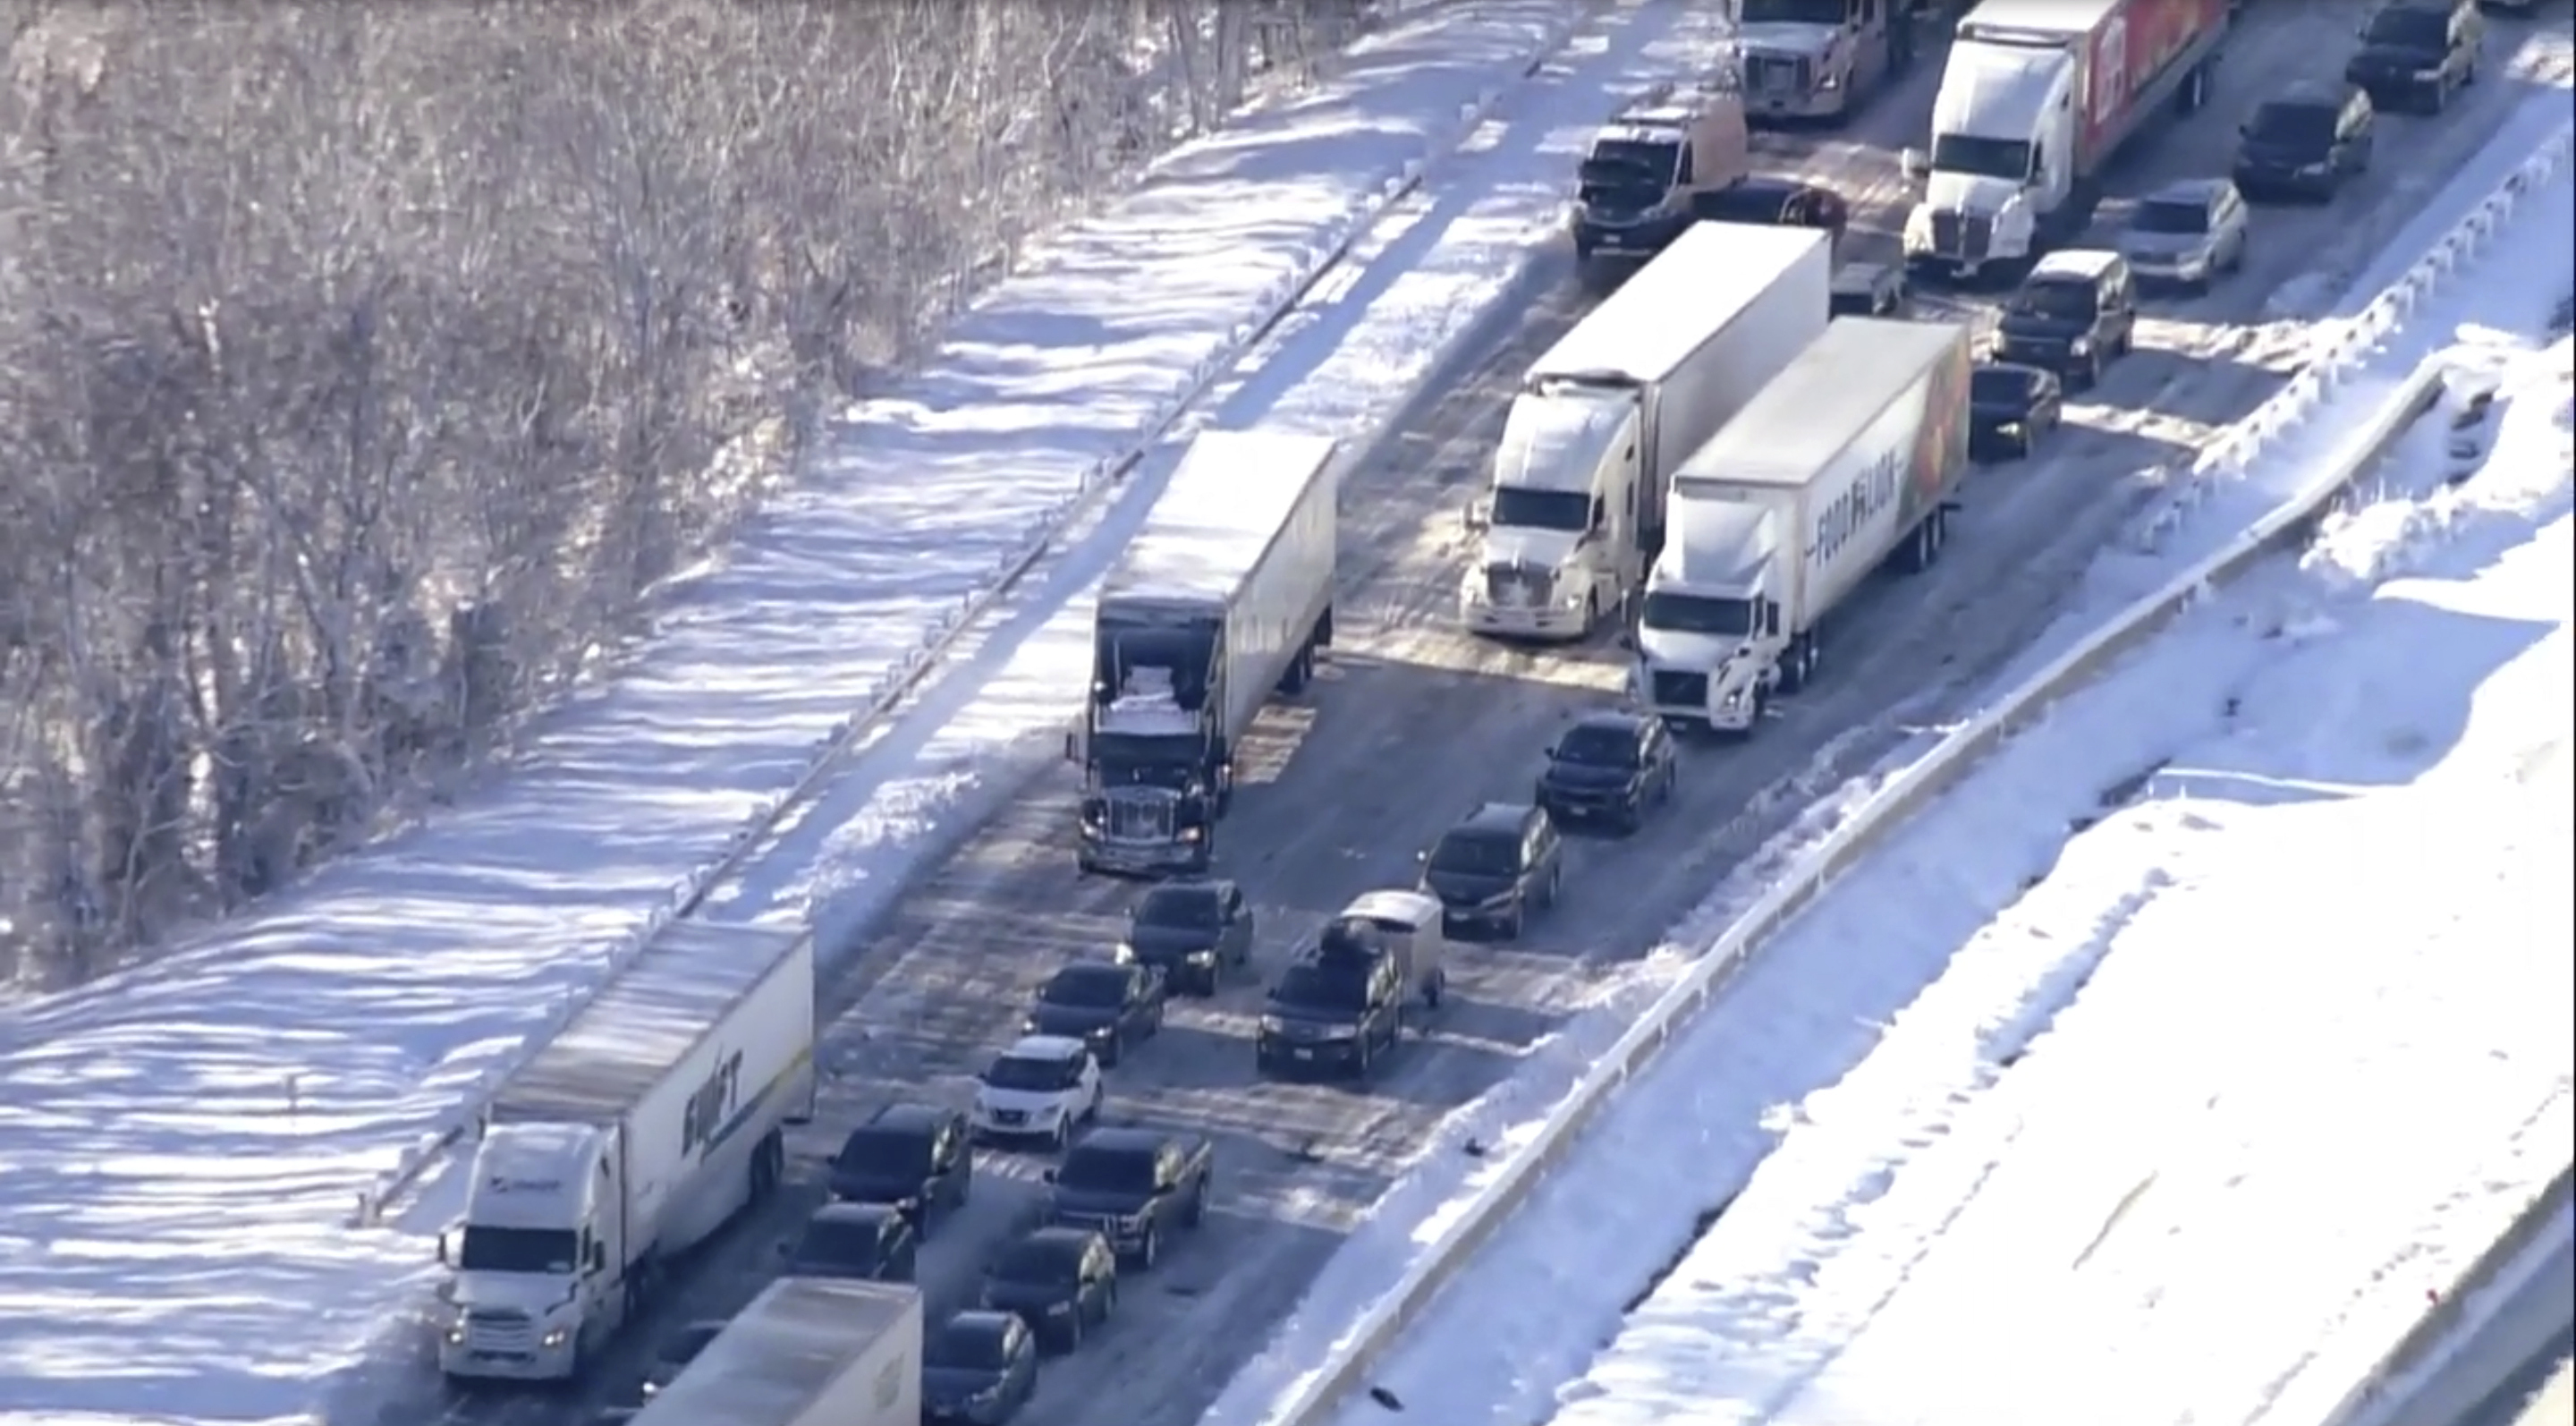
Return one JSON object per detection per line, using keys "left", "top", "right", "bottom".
{"left": 0, "top": 0, "right": 1390, "bottom": 992}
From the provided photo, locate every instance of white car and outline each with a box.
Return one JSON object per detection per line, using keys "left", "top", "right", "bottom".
{"left": 970, "top": 1035, "right": 1104, "bottom": 1150}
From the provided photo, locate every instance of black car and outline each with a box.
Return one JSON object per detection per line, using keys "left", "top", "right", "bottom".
{"left": 1968, "top": 361, "right": 2064, "bottom": 463}
{"left": 636, "top": 1319, "right": 726, "bottom": 1399}
{"left": 1120, "top": 879, "right": 1256, "bottom": 996}
{"left": 1535, "top": 710, "right": 1677, "bottom": 831}
{"left": 1691, "top": 177, "right": 1850, "bottom": 250}
{"left": 827, "top": 1102, "right": 974, "bottom": 1224}
{"left": 1990, "top": 250, "right": 2135, "bottom": 391}
{"left": 1418, "top": 802, "right": 1563, "bottom": 938}
{"left": 924, "top": 1309, "right": 1039, "bottom": 1425}
{"left": 2345, "top": 0, "right": 2480, "bottom": 114}
{"left": 981, "top": 1226, "right": 1119, "bottom": 1353}
{"left": 1829, "top": 261, "right": 1911, "bottom": 318}
{"left": 2234, "top": 86, "right": 2375, "bottom": 202}
{"left": 784, "top": 1201, "right": 919, "bottom": 1283}
{"left": 1045, "top": 1125, "right": 1214, "bottom": 1267}
{"left": 1258, "top": 941, "right": 1408, "bottom": 1080}
{"left": 1022, "top": 960, "right": 1167, "bottom": 1067}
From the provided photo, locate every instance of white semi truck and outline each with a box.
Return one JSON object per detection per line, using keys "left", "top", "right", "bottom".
{"left": 1461, "top": 221, "right": 1831, "bottom": 641}
{"left": 1071, "top": 430, "right": 1338, "bottom": 875}
{"left": 1900, "top": 0, "right": 2231, "bottom": 282}
{"left": 1634, "top": 316, "right": 1972, "bottom": 734}
{"left": 630, "top": 1277, "right": 923, "bottom": 1426}
{"left": 433, "top": 919, "right": 815, "bottom": 1383}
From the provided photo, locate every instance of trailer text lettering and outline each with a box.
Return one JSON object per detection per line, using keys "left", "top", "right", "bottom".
{"left": 1812, "top": 450, "right": 1902, "bottom": 570}
{"left": 681, "top": 1048, "right": 745, "bottom": 1159}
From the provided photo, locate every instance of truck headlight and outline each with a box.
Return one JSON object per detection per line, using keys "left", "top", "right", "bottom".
{"left": 540, "top": 1327, "right": 568, "bottom": 1349}
{"left": 2067, "top": 336, "right": 2092, "bottom": 356}
{"left": 1185, "top": 948, "right": 1216, "bottom": 965}
{"left": 1178, "top": 826, "right": 1202, "bottom": 843}
{"left": 445, "top": 1324, "right": 467, "bottom": 1345}
{"left": 1258, "top": 1015, "right": 1286, "bottom": 1033}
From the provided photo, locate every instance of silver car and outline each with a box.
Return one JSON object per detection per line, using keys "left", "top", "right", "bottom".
{"left": 2115, "top": 178, "right": 2250, "bottom": 293}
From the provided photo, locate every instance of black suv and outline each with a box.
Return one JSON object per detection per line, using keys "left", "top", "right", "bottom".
{"left": 1690, "top": 177, "right": 1850, "bottom": 250}
{"left": 2346, "top": 0, "right": 2480, "bottom": 115}
{"left": 2235, "top": 85, "right": 2376, "bottom": 202}
{"left": 1536, "top": 710, "right": 1677, "bottom": 832}
{"left": 827, "top": 1103, "right": 973, "bottom": 1227}
{"left": 1969, "top": 361, "right": 2065, "bottom": 463}
{"left": 1045, "top": 1126, "right": 1213, "bottom": 1269}
{"left": 1258, "top": 939, "right": 1406, "bottom": 1081}
{"left": 1419, "top": 802, "right": 1563, "bottom": 938}
{"left": 1021, "top": 959, "right": 1167, "bottom": 1067}
{"left": 1991, "top": 250, "right": 2136, "bottom": 391}
{"left": 1120, "top": 879, "right": 1255, "bottom": 997}
{"left": 981, "top": 1227, "right": 1118, "bottom": 1353}
{"left": 784, "top": 1201, "right": 920, "bottom": 1283}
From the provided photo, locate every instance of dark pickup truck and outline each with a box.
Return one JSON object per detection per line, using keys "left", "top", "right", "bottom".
{"left": 1044, "top": 1126, "right": 1212, "bottom": 1269}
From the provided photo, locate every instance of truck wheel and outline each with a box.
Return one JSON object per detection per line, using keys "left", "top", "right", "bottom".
{"left": 1425, "top": 969, "right": 1445, "bottom": 1008}
{"left": 1138, "top": 1226, "right": 1160, "bottom": 1269}
{"left": 750, "top": 1133, "right": 782, "bottom": 1201}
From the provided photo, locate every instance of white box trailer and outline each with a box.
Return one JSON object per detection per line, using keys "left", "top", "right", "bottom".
{"left": 434, "top": 920, "right": 816, "bottom": 1383}
{"left": 631, "top": 1277, "right": 923, "bottom": 1426}
{"left": 1072, "top": 429, "right": 1339, "bottom": 875}
{"left": 1635, "top": 316, "right": 1972, "bottom": 733}
{"left": 1462, "top": 222, "right": 1830, "bottom": 641}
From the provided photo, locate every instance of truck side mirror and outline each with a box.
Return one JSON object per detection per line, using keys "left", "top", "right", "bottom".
{"left": 1063, "top": 731, "right": 1079, "bottom": 762}
{"left": 590, "top": 1241, "right": 606, "bottom": 1272}
{"left": 436, "top": 1232, "right": 452, "bottom": 1267}
{"left": 1615, "top": 629, "right": 1635, "bottom": 651}
{"left": 1762, "top": 600, "right": 1782, "bottom": 638}
{"left": 1040, "top": 1169, "right": 1057, "bottom": 1184}
{"left": 1900, "top": 148, "right": 1929, "bottom": 182}
{"left": 1462, "top": 497, "right": 1491, "bottom": 533}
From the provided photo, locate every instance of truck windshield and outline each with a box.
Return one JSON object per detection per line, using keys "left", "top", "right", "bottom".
{"left": 1741, "top": 0, "right": 1845, "bottom": 24}
{"left": 1095, "top": 734, "right": 1199, "bottom": 784}
{"left": 1490, "top": 485, "right": 1589, "bottom": 532}
{"left": 455, "top": 1225, "right": 578, "bottom": 1274}
{"left": 2363, "top": 9, "right": 2445, "bottom": 47}
{"left": 1927, "top": 132, "right": 2031, "bottom": 182}
{"left": 1641, "top": 590, "right": 1757, "bottom": 637}
{"left": 1058, "top": 1150, "right": 1159, "bottom": 1197}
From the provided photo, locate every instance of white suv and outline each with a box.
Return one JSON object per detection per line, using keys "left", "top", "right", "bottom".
{"left": 970, "top": 1035, "right": 1105, "bottom": 1150}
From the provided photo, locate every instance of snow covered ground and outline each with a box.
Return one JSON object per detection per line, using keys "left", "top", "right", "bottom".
{"left": 1306, "top": 125, "right": 2574, "bottom": 1426}
{"left": 0, "top": 7, "right": 1592, "bottom": 1422}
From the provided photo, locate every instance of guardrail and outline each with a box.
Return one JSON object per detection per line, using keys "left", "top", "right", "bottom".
{"left": 345, "top": 5, "right": 1594, "bottom": 1231}
{"left": 1216, "top": 115, "right": 2576, "bottom": 1426}
{"left": 2318, "top": 1165, "right": 2576, "bottom": 1426}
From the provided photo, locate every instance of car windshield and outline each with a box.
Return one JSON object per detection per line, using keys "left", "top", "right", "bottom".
{"left": 1489, "top": 485, "right": 1590, "bottom": 532}
{"left": 1555, "top": 725, "right": 1637, "bottom": 768}
{"left": 791, "top": 1216, "right": 882, "bottom": 1268}
{"left": 1133, "top": 886, "right": 1221, "bottom": 930}
{"left": 1041, "top": 966, "right": 1129, "bottom": 1008}
{"left": 928, "top": 1320, "right": 1012, "bottom": 1371}
{"left": 1579, "top": 138, "right": 1677, "bottom": 190}
{"left": 1971, "top": 368, "right": 2038, "bottom": 406}
{"left": 1057, "top": 1148, "right": 1159, "bottom": 1197}
{"left": 835, "top": 1125, "right": 928, "bottom": 1176}
{"left": 657, "top": 1322, "right": 724, "bottom": 1368}
{"left": 454, "top": 1226, "right": 578, "bottom": 1274}
{"left": 1429, "top": 829, "right": 1519, "bottom": 876}
{"left": 1640, "top": 589, "right": 1757, "bottom": 637}
{"left": 994, "top": 1239, "right": 1078, "bottom": 1286}
{"left": 2248, "top": 102, "right": 2336, "bottom": 149}
{"left": 2129, "top": 199, "right": 2208, "bottom": 235}
{"left": 1274, "top": 959, "right": 1371, "bottom": 1011}
{"left": 983, "top": 1053, "right": 1073, "bottom": 1092}
{"left": 2008, "top": 279, "right": 2096, "bottom": 322}
{"left": 2364, "top": 8, "right": 2446, "bottom": 47}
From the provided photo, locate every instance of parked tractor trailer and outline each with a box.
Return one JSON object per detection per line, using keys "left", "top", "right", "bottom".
{"left": 1461, "top": 221, "right": 1832, "bottom": 641}
{"left": 1071, "top": 430, "right": 1339, "bottom": 876}
{"left": 1902, "top": 0, "right": 2231, "bottom": 281}
{"left": 1633, "top": 316, "right": 1972, "bottom": 734}
{"left": 435, "top": 920, "right": 816, "bottom": 1383}
{"left": 629, "top": 1277, "right": 922, "bottom": 1426}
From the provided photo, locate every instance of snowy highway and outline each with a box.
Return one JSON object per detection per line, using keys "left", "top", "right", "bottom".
{"left": 343, "top": 9, "right": 2576, "bottom": 1426}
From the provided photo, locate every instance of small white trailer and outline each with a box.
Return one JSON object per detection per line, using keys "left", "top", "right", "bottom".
{"left": 629, "top": 1277, "right": 924, "bottom": 1426}
{"left": 433, "top": 920, "right": 816, "bottom": 1383}
{"left": 1072, "top": 429, "right": 1339, "bottom": 874}
{"left": 1635, "top": 316, "right": 1973, "bottom": 733}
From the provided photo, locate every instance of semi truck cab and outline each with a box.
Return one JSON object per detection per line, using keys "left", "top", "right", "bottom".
{"left": 1901, "top": 38, "right": 2070, "bottom": 279}
{"left": 436, "top": 1124, "right": 623, "bottom": 1380}
{"left": 1634, "top": 488, "right": 1786, "bottom": 734}
{"left": 1461, "top": 388, "right": 1642, "bottom": 641}
{"left": 1730, "top": 0, "right": 1914, "bottom": 123}
{"left": 1075, "top": 607, "right": 1227, "bottom": 874}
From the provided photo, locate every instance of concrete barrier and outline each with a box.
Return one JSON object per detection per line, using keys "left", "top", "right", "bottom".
{"left": 1222, "top": 117, "right": 2575, "bottom": 1426}
{"left": 345, "top": 7, "right": 1594, "bottom": 1230}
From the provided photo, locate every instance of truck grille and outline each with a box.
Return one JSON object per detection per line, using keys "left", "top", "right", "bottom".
{"left": 1928, "top": 211, "right": 1993, "bottom": 261}
{"left": 1102, "top": 792, "right": 1175, "bottom": 841}
{"left": 1745, "top": 54, "right": 1806, "bottom": 92}
{"left": 1484, "top": 564, "right": 1552, "bottom": 607}
{"left": 1649, "top": 669, "right": 1707, "bottom": 709}
{"left": 464, "top": 1311, "right": 536, "bottom": 1353}
{"left": 987, "top": 1108, "right": 1027, "bottom": 1125}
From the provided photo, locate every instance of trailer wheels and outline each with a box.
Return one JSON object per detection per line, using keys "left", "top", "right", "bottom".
{"left": 749, "top": 1132, "right": 783, "bottom": 1201}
